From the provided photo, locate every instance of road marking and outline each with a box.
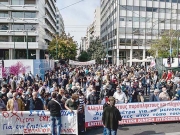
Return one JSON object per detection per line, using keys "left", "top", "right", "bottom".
{"left": 151, "top": 132, "right": 180, "bottom": 135}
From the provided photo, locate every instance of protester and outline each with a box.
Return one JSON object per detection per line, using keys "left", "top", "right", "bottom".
{"left": 102, "top": 96, "right": 122, "bottom": 135}
{"left": 48, "top": 92, "right": 62, "bottom": 135}
{"left": 6, "top": 92, "right": 25, "bottom": 111}
{"left": 149, "top": 89, "right": 160, "bottom": 102}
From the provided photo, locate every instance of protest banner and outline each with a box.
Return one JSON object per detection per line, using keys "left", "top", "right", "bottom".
{"left": 0, "top": 110, "right": 78, "bottom": 135}
{"left": 69, "top": 60, "right": 96, "bottom": 65}
{"left": 85, "top": 101, "right": 180, "bottom": 128}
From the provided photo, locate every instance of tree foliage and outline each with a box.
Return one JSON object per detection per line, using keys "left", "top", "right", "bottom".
{"left": 148, "top": 30, "right": 180, "bottom": 58}
{"left": 87, "top": 37, "right": 106, "bottom": 63}
{"left": 48, "top": 32, "right": 77, "bottom": 60}
{"left": 78, "top": 51, "right": 89, "bottom": 62}
{"left": 9, "top": 62, "right": 29, "bottom": 76}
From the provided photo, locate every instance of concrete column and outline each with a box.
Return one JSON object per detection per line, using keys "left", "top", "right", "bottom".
{"left": 116, "top": 49, "right": 119, "bottom": 66}
{"left": 143, "top": 49, "right": 146, "bottom": 66}
{"left": 36, "top": 49, "right": 40, "bottom": 59}
{"left": 9, "top": 49, "right": 13, "bottom": 59}
{"left": 130, "top": 49, "right": 133, "bottom": 66}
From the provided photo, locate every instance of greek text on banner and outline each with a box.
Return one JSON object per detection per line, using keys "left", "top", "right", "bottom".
{"left": 0, "top": 110, "right": 78, "bottom": 135}
{"left": 85, "top": 101, "right": 180, "bottom": 128}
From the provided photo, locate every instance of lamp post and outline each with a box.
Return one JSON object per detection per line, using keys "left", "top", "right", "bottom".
{"left": 26, "top": 30, "right": 28, "bottom": 59}
{"left": 12, "top": 18, "right": 15, "bottom": 59}
{"left": 169, "top": 30, "right": 179, "bottom": 64}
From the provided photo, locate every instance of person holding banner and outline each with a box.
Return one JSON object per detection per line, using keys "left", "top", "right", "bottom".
{"left": 102, "top": 96, "right": 122, "bottom": 135}
{"left": 48, "top": 92, "right": 62, "bottom": 135}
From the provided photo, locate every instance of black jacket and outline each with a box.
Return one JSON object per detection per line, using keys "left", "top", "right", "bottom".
{"left": 102, "top": 105, "right": 122, "bottom": 130}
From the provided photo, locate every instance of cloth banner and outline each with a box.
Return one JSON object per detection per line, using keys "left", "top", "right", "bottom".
{"left": 85, "top": 101, "right": 180, "bottom": 128}
{"left": 69, "top": 60, "right": 96, "bottom": 65}
{"left": 0, "top": 110, "right": 78, "bottom": 135}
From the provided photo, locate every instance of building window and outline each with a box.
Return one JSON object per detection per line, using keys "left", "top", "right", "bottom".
{"left": 0, "top": 36, "right": 8, "bottom": 42}
{"left": 120, "top": 38, "right": 126, "bottom": 44}
{"left": 126, "top": 39, "right": 131, "bottom": 44}
{"left": 0, "top": 0, "right": 9, "bottom": 5}
{"left": 24, "top": 0, "right": 36, "bottom": 5}
{"left": 12, "top": 12, "right": 24, "bottom": 18}
{"left": 0, "top": 23, "right": 8, "bottom": 30}
{"left": 140, "top": 7, "right": 145, "bottom": 11}
{"left": 25, "top": 36, "right": 36, "bottom": 42}
{"left": 172, "top": 0, "right": 177, "bottom": 2}
{"left": 11, "top": 0, "right": 24, "bottom": 5}
{"left": 146, "top": 7, "right": 152, "bottom": 12}
{"left": 12, "top": 24, "right": 24, "bottom": 30}
{"left": 0, "top": 11, "right": 8, "bottom": 17}
{"left": 25, "top": 24, "right": 36, "bottom": 30}
{"left": 13, "top": 36, "right": 24, "bottom": 42}
{"left": 133, "top": 6, "right": 139, "bottom": 11}
{"left": 24, "top": 12, "right": 36, "bottom": 18}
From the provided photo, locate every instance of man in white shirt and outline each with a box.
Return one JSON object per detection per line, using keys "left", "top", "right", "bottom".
{"left": 113, "top": 86, "right": 128, "bottom": 104}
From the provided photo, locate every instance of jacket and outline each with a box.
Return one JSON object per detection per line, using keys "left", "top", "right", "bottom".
{"left": 29, "top": 98, "right": 44, "bottom": 110}
{"left": 149, "top": 94, "right": 159, "bottom": 102}
{"left": 102, "top": 105, "right": 122, "bottom": 130}
{"left": 6, "top": 98, "right": 25, "bottom": 111}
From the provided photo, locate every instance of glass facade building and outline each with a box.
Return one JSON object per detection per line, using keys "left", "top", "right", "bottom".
{"left": 0, "top": 0, "right": 61, "bottom": 59}
{"left": 100, "top": 0, "right": 180, "bottom": 65}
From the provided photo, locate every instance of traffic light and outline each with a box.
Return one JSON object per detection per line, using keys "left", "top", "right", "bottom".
{"left": 167, "top": 56, "right": 170, "bottom": 64}
{"left": 172, "top": 57, "right": 174, "bottom": 63}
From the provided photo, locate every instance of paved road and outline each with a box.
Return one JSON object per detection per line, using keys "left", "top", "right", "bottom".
{"left": 84, "top": 122, "right": 180, "bottom": 135}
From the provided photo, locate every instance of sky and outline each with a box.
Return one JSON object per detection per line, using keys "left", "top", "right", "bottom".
{"left": 57, "top": 0, "right": 100, "bottom": 44}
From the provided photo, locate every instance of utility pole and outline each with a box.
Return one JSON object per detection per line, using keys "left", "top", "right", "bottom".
{"left": 56, "top": 36, "right": 58, "bottom": 60}
{"left": 177, "top": 36, "right": 179, "bottom": 66}
{"left": 12, "top": 18, "right": 15, "bottom": 59}
{"left": 26, "top": 30, "right": 28, "bottom": 59}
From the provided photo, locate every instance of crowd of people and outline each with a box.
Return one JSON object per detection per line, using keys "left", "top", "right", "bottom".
{"left": 0, "top": 63, "right": 180, "bottom": 134}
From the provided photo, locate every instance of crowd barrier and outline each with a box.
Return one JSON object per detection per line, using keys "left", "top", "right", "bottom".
{"left": 85, "top": 101, "right": 180, "bottom": 128}
{"left": 0, "top": 110, "right": 78, "bottom": 135}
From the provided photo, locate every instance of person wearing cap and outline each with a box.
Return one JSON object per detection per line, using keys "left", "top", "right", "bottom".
{"left": 149, "top": 89, "right": 160, "bottom": 102}
{"left": 113, "top": 86, "right": 128, "bottom": 104}
{"left": 102, "top": 96, "right": 122, "bottom": 135}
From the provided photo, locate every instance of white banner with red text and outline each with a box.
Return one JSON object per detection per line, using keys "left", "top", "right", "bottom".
{"left": 0, "top": 110, "right": 78, "bottom": 135}
{"left": 69, "top": 60, "right": 96, "bottom": 65}
{"left": 85, "top": 101, "right": 180, "bottom": 128}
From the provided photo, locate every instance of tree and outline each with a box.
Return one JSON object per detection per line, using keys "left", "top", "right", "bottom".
{"left": 148, "top": 30, "right": 179, "bottom": 58}
{"left": 78, "top": 51, "right": 89, "bottom": 62}
{"left": 9, "top": 62, "right": 29, "bottom": 76}
{"left": 87, "top": 37, "right": 106, "bottom": 63}
{"left": 48, "top": 32, "right": 77, "bottom": 60}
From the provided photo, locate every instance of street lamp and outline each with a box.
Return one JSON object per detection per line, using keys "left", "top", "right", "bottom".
{"left": 169, "top": 30, "right": 180, "bottom": 62}
{"left": 11, "top": 18, "right": 15, "bottom": 59}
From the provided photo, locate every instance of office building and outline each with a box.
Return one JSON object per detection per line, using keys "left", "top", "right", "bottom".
{"left": 100, "top": 0, "right": 180, "bottom": 65}
{"left": 56, "top": 8, "right": 64, "bottom": 36}
{"left": 0, "top": 0, "right": 58, "bottom": 59}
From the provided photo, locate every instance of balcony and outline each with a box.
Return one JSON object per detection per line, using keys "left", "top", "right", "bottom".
{"left": 47, "top": 0, "right": 56, "bottom": 16}
{"left": 45, "top": 4, "right": 56, "bottom": 23}
{"left": 0, "top": 5, "right": 38, "bottom": 11}
{"left": 0, "top": 17, "right": 38, "bottom": 24}
{"left": 44, "top": 15, "right": 56, "bottom": 31}
{"left": 44, "top": 34, "right": 53, "bottom": 42}
{"left": 0, "top": 42, "right": 39, "bottom": 49}
{"left": 0, "top": 30, "right": 38, "bottom": 36}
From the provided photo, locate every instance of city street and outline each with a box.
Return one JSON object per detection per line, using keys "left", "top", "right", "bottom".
{"left": 85, "top": 122, "right": 180, "bottom": 135}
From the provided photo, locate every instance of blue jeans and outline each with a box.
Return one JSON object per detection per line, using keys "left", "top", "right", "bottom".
{"left": 50, "top": 116, "right": 61, "bottom": 135}
{"left": 105, "top": 127, "right": 117, "bottom": 135}
{"left": 103, "top": 127, "right": 106, "bottom": 135}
